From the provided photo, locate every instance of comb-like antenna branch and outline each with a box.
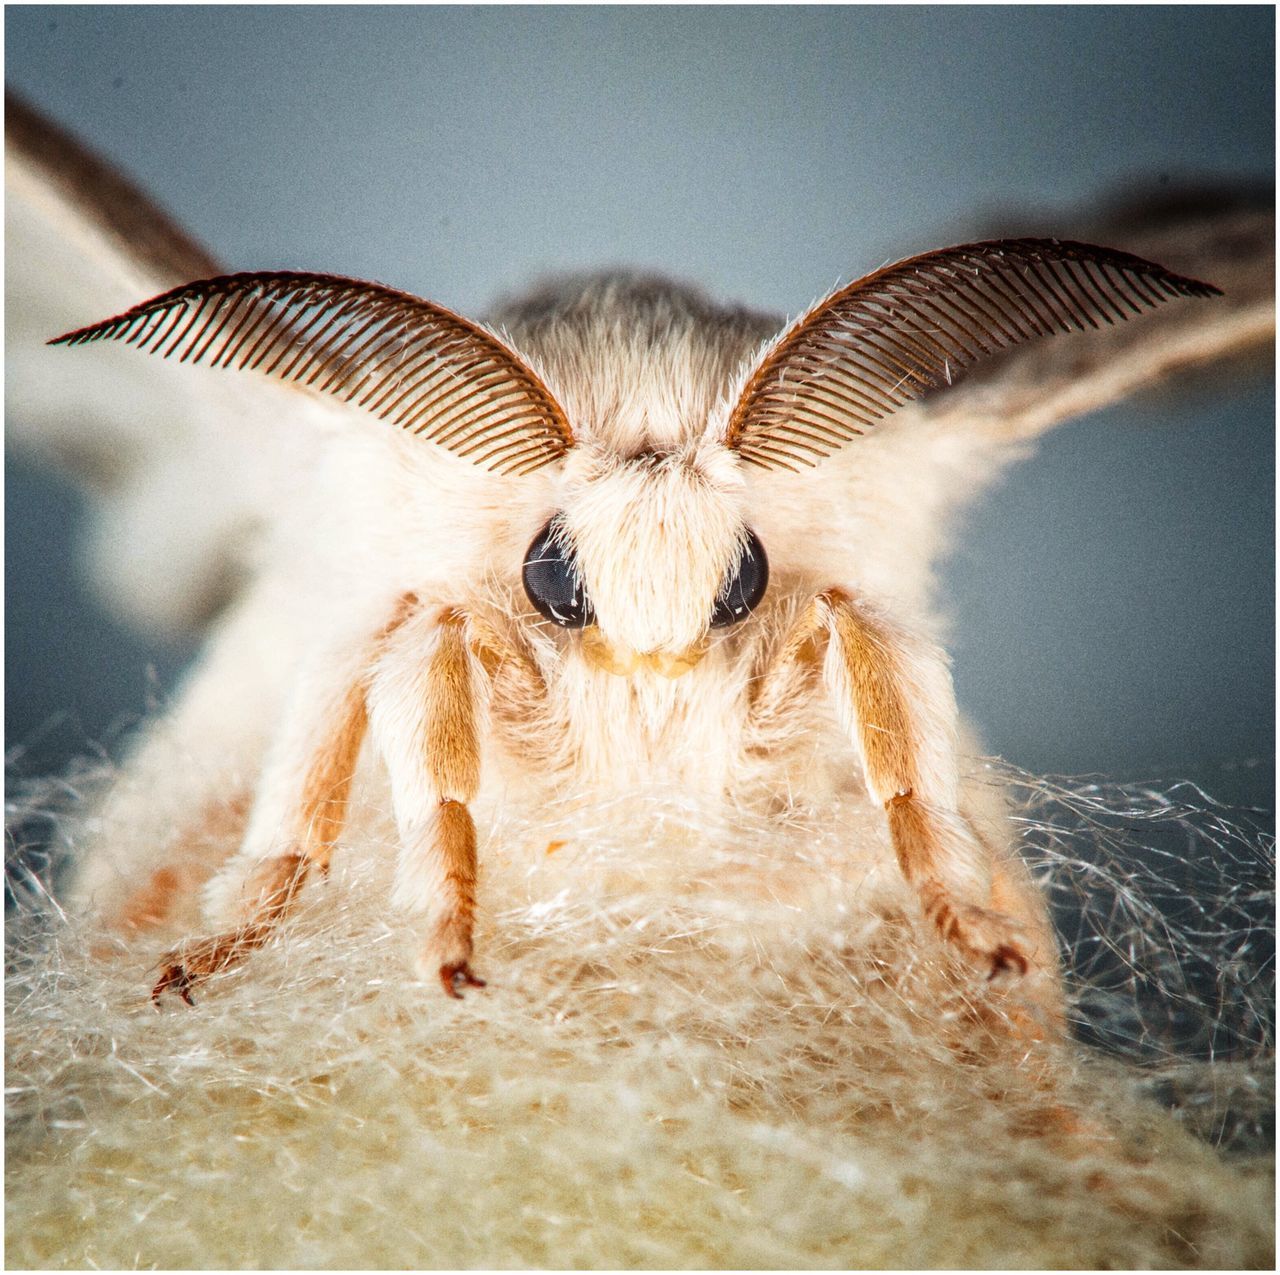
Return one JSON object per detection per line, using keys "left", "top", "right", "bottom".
{"left": 51, "top": 272, "right": 576, "bottom": 475}
{"left": 724, "top": 239, "right": 1220, "bottom": 470}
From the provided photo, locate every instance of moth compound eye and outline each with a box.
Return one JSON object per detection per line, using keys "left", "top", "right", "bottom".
{"left": 710, "top": 529, "right": 769, "bottom": 629}
{"left": 522, "top": 518, "right": 594, "bottom": 628}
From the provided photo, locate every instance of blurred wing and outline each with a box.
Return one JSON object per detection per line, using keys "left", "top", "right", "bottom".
{"left": 917, "top": 197, "right": 1275, "bottom": 446}
{"left": 5, "top": 94, "right": 326, "bottom": 636}
{"left": 724, "top": 239, "right": 1221, "bottom": 471}
{"left": 52, "top": 272, "right": 575, "bottom": 476}
{"left": 4, "top": 90, "right": 223, "bottom": 291}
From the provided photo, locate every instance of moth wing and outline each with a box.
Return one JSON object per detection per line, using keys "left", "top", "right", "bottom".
{"left": 5, "top": 94, "right": 336, "bottom": 637}
{"left": 732, "top": 195, "right": 1273, "bottom": 612}
{"left": 879, "top": 199, "right": 1278, "bottom": 584}
{"left": 917, "top": 196, "right": 1275, "bottom": 448}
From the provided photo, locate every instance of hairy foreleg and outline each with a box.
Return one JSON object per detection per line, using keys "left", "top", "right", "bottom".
{"left": 766, "top": 589, "right": 1056, "bottom": 993}
{"left": 151, "top": 852, "right": 312, "bottom": 1005}
{"left": 959, "top": 767, "right": 1065, "bottom": 1029}
{"left": 367, "top": 605, "right": 492, "bottom": 998}
{"left": 151, "top": 606, "right": 398, "bottom": 1003}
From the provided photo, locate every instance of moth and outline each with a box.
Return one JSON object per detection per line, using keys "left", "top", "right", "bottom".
{"left": 7, "top": 97, "right": 1265, "bottom": 1022}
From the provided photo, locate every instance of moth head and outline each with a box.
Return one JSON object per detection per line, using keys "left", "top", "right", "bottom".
{"left": 527, "top": 439, "right": 766, "bottom": 667}
{"left": 52, "top": 244, "right": 1217, "bottom": 672}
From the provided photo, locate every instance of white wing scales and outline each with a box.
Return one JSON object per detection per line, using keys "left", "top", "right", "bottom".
{"left": 5, "top": 98, "right": 332, "bottom": 636}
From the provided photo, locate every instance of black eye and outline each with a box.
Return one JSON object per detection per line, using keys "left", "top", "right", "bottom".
{"left": 522, "top": 518, "right": 594, "bottom": 628}
{"left": 710, "top": 529, "right": 768, "bottom": 629}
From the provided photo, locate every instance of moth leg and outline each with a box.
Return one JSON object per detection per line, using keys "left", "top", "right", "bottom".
{"left": 961, "top": 778, "right": 1066, "bottom": 1039}
{"left": 785, "top": 589, "right": 1048, "bottom": 984}
{"left": 152, "top": 852, "right": 311, "bottom": 1005}
{"left": 367, "top": 605, "right": 490, "bottom": 998}
{"left": 152, "top": 611, "right": 393, "bottom": 1004}
{"left": 744, "top": 597, "right": 827, "bottom": 744}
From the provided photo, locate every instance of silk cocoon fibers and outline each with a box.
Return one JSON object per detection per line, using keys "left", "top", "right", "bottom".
{"left": 5, "top": 766, "right": 1273, "bottom": 1269}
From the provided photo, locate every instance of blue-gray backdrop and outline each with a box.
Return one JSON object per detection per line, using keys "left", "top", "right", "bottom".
{"left": 5, "top": 5, "right": 1274, "bottom": 814}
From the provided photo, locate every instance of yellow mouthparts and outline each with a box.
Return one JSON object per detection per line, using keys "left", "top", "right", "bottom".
{"left": 581, "top": 627, "right": 707, "bottom": 678}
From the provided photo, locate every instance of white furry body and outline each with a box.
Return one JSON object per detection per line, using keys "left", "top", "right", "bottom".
{"left": 10, "top": 101, "right": 1265, "bottom": 1007}
{"left": 7, "top": 104, "right": 1269, "bottom": 1269}
{"left": 7, "top": 100, "right": 1275, "bottom": 1270}
{"left": 73, "top": 274, "right": 1031, "bottom": 1001}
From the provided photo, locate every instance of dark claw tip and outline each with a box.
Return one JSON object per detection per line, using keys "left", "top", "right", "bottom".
{"left": 152, "top": 965, "right": 196, "bottom": 1007}
{"left": 439, "top": 963, "right": 487, "bottom": 998}
{"left": 987, "top": 947, "right": 1029, "bottom": 981}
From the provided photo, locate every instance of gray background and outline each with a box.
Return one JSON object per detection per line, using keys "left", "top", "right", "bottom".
{"left": 5, "top": 5, "right": 1274, "bottom": 813}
